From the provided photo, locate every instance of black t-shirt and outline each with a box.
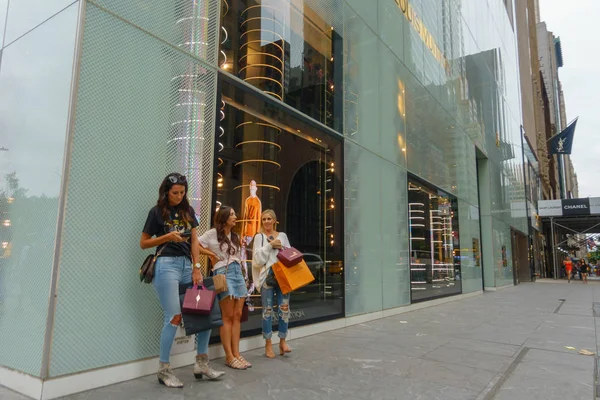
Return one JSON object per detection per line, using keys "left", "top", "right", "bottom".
{"left": 142, "top": 205, "right": 199, "bottom": 260}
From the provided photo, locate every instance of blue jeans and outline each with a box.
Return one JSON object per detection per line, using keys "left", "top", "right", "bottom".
{"left": 261, "top": 280, "right": 290, "bottom": 340}
{"left": 153, "top": 256, "right": 211, "bottom": 363}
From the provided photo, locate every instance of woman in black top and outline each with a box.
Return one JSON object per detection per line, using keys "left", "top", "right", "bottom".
{"left": 140, "top": 173, "right": 224, "bottom": 388}
{"left": 581, "top": 260, "right": 589, "bottom": 283}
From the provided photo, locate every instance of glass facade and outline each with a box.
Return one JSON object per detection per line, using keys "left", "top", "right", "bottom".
{"left": 0, "top": 0, "right": 530, "bottom": 392}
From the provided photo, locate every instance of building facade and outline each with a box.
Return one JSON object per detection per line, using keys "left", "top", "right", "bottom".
{"left": 0, "top": 0, "right": 529, "bottom": 398}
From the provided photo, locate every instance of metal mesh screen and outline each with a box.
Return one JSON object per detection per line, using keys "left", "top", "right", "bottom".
{"left": 89, "top": 0, "right": 220, "bottom": 65}
{"left": 303, "top": 0, "right": 343, "bottom": 32}
{"left": 49, "top": 1, "right": 219, "bottom": 377}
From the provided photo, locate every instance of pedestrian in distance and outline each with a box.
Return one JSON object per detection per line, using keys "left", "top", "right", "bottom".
{"left": 140, "top": 173, "right": 224, "bottom": 388}
{"left": 198, "top": 206, "right": 251, "bottom": 370}
{"left": 252, "top": 209, "right": 293, "bottom": 359}
{"left": 581, "top": 260, "right": 589, "bottom": 284}
{"left": 564, "top": 256, "right": 573, "bottom": 283}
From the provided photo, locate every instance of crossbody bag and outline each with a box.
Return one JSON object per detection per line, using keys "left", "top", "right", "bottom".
{"left": 139, "top": 243, "right": 167, "bottom": 284}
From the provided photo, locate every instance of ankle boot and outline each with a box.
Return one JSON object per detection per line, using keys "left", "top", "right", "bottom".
{"left": 194, "top": 354, "right": 225, "bottom": 380}
{"left": 158, "top": 362, "right": 183, "bottom": 388}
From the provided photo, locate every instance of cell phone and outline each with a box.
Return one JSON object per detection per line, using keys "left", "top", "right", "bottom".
{"left": 180, "top": 231, "right": 192, "bottom": 238}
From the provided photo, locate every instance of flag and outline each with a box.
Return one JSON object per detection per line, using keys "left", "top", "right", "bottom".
{"left": 587, "top": 238, "right": 596, "bottom": 249}
{"left": 549, "top": 118, "right": 578, "bottom": 154}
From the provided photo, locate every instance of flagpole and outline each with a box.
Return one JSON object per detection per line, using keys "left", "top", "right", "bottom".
{"left": 558, "top": 154, "right": 565, "bottom": 199}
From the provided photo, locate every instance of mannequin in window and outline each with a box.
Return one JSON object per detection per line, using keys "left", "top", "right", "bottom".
{"left": 241, "top": 181, "right": 262, "bottom": 293}
{"left": 242, "top": 180, "right": 262, "bottom": 245}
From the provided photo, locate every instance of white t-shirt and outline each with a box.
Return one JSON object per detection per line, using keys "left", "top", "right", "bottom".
{"left": 198, "top": 228, "right": 242, "bottom": 271}
{"left": 252, "top": 232, "right": 290, "bottom": 292}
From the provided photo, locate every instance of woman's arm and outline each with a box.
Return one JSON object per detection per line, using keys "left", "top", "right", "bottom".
{"left": 281, "top": 232, "right": 291, "bottom": 249}
{"left": 198, "top": 245, "right": 218, "bottom": 259}
{"left": 252, "top": 234, "right": 273, "bottom": 266}
{"left": 140, "top": 231, "right": 182, "bottom": 249}
{"left": 191, "top": 231, "right": 200, "bottom": 266}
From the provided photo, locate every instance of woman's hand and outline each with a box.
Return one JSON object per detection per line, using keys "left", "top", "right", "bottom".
{"left": 166, "top": 231, "right": 186, "bottom": 242}
{"left": 270, "top": 239, "right": 282, "bottom": 249}
{"left": 192, "top": 268, "right": 203, "bottom": 286}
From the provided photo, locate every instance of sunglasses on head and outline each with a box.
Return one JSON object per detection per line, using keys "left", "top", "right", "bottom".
{"left": 167, "top": 175, "right": 187, "bottom": 184}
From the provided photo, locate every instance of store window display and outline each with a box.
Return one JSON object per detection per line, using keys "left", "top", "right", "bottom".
{"left": 408, "top": 179, "right": 462, "bottom": 302}
{"left": 213, "top": 74, "right": 344, "bottom": 337}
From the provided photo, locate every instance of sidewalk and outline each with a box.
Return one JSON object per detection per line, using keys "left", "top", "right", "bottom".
{"left": 2, "top": 281, "right": 598, "bottom": 400}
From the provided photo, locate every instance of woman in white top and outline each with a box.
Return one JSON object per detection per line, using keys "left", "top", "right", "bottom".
{"left": 198, "top": 206, "right": 250, "bottom": 370}
{"left": 252, "top": 209, "right": 292, "bottom": 358}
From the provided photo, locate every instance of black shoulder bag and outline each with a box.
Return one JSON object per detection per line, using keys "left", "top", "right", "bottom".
{"left": 139, "top": 244, "right": 167, "bottom": 284}
{"left": 262, "top": 234, "right": 279, "bottom": 288}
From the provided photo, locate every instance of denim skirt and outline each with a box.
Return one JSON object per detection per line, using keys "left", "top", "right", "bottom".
{"left": 213, "top": 261, "right": 247, "bottom": 300}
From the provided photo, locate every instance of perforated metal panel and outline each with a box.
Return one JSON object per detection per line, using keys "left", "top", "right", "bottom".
{"left": 89, "top": 0, "right": 221, "bottom": 66}
{"left": 49, "top": 1, "right": 220, "bottom": 377}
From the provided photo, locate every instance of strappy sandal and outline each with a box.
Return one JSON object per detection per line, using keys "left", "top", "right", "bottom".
{"left": 237, "top": 355, "right": 252, "bottom": 368}
{"left": 226, "top": 358, "right": 247, "bottom": 370}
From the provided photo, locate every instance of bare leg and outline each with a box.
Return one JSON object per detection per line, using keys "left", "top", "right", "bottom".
{"left": 231, "top": 298, "right": 245, "bottom": 359}
{"left": 219, "top": 297, "right": 235, "bottom": 363}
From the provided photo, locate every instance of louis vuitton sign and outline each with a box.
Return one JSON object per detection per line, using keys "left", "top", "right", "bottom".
{"left": 393, "top": 0, "right": 451, "bottom": 73}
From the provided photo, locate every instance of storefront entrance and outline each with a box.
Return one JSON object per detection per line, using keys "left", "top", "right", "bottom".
{"left": 511, "top": 229, "right": 530, "bottom": 284}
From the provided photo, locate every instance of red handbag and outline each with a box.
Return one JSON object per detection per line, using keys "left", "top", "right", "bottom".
{"left": 276, "top": 247, "right": 304, "bottom": 267}
{"left": 182, "top": 284, "right": 216, "bottom": 316}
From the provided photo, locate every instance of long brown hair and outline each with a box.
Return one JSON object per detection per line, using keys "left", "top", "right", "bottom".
{"left": 214, "top": 206, "right": 240, "bottom": 255}
{"left": 157, "top": 173, "right": 193, "bottom": 224}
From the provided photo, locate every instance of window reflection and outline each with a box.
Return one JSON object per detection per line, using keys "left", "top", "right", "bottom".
{"left": 221, "top": 0, "right": 341, "bottom": 130}
{"left": 408, "top": 178, "right": 461, "bottom": 301}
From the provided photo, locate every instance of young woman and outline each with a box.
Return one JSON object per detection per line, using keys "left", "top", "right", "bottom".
{"left": 198, "top": 206, "right": 250, "bottom": 370}
{"left": 140, "top": 173, "right": 224, "bottom": 388}
{"left": 252, "top": 209, "right": 293, "bottom": 358}
{"left": 564, "top": 257, "right": 573, "bottom": 283}
{"left": 581, "top": 260, "right": 589, "bottom": 283}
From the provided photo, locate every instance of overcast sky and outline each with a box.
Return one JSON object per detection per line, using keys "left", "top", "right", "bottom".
{"left": 540, "top": 0, "right": 599, "bottom": 198}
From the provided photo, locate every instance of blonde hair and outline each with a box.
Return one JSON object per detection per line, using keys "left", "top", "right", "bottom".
{"left": 260, "top": 209, "right": 277, "bottom": 232}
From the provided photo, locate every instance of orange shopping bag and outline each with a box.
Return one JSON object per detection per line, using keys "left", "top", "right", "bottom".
{"left": 272, "top": 259, "right": 315, "bottom": 294}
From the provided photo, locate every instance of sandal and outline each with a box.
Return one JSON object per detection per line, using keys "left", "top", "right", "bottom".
{"left": 226, "top": 358, "right": 247, "bottom": 370}
{"left": 237, "top": 355, "right": 252, "bottom": 368}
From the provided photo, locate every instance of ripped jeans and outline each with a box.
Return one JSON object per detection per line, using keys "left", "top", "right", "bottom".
{"left": 153, "top": 256, "right": 211, "bottom": 363}
{"left": 261, "top": 279, "right": 290, "bottom": 340}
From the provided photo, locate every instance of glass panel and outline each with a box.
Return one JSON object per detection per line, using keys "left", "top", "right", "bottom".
{"left": 217, "top": 73, "right": 344, "bottom": 332}
{"left": 458, "top": 199, "right": 482, "bottom": 293}
{"left": 221, "top": 0, "right": 342, "bottom": 130}
{"left": 0, "top": 3, "right": 78, "bottom": 376}
{"left": 0, "top": 0, "right": 8, "bottom": 46}
{"left": 408, "top": 177, "right": 462, "bottom": 301}
{"left": 4, "top": 0, "right": 75, "bottom": 45}
{"left": 344, "top": 141, "right": 384, "bottom": 315}
{"left": 343, "top": 4, "right": 379, "bottom": 152}
{"left": 381, "top": 162, "right": 410, "bottom": 309}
